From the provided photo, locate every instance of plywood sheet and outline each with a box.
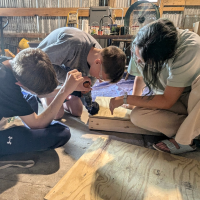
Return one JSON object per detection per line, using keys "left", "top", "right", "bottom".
{"left": 45, "top": 138, "right": 200, "bottom": 200}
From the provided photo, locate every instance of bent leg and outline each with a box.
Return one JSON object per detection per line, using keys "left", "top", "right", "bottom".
{"left": 40, "top": 97, "right": 65, "bottom": 119}
{"left": 130, "top": 93, "right": 189, "bottom": 137}
{"left": 130, "top": 107, "right": 187, "bottom": 137}
{"left": 63, "top": 95, "right": 83, "bottom": 117}
{"left": 175, "top": 76, "right": 200, "bottom": 145}
{"left": 0, "top": 121, "right": 71, "bottom": 155}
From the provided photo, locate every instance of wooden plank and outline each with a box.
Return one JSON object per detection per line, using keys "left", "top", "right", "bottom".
{"left": 89, "top": 117, "right": 161, "bottom": 135}
{"left": 89, "top": 97, "right": 161, "bottom": 135}
{"left": 163, "top": 7, "right": 184, "bottom": 11}
{"left": 0, "top": 8, "right": 89, "bottom": 17}
{"left": 160, "top": 0, "right": 164, "bottom": 17}
{"left": 2, "top": 33, "right": 48, "bottom": 38}
{"left": 0, "top": 7, "right": 185, "bottom": 18}
{"left": 45, "top": 138, "right": 200, "bottom": 200}
{"left": 163, "top": 0, "right": 185, "bottom": 6}
{"left": 2, "top": 33, "right": 134, "bottom": 39}
{"left": 92, "top": 35, "right": 134, "bottom": 39}
{"left": 186, "top": 0, "right": 200, "bottom": 6}
{"left": 114, "top": 8, "right": 128, "bottom": 18}
{"left": 108, "top": 0, "right": 116, "bottom": 7}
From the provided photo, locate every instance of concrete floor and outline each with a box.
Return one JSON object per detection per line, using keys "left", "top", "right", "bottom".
{"left": 0, "top": 107, "right": 200, "bottom": 200}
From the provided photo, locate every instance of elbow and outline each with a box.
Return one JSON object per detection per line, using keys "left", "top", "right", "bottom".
{"left": 27, "top": 122, "right": 49, "bottom": 129}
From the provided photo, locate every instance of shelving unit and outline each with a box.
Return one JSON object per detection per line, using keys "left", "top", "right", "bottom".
{"left": 0, "top": 0, "right": 200, "bottom": 54}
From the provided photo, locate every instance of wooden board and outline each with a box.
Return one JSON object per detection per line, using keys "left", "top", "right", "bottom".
{"left": 163, "top": 0, "right": 185, "bottom": 6}
{"left": 89, "top": 97, "right": 161, "bottom": 135}
{"left": 0, "top": 8, "right": 89, "bottom": 17}
{"left": 0, "top": 6, "right": 185, "bottom": 18}
{"left": 91, "top": 97, "right": 132, "bottom": 120}
{"left": 45, "top": 138, "right": 200, "bottom": 200}
{"left": 186, "top": 0, "right": 200, "bottom": 6}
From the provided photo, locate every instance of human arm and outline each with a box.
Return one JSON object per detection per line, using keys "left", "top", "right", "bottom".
{"left": 109, "top": 85, "right": 185, "bottom": 115}
{"left": 20, "top": 70, "right": 90, "bottom": 129}
{"left": 37, "top": 76, "right": 92, "bottom": 98}
{"left": 132, "top": 76, "right": 146, "bottom": 96}
{"left": 122, "top": 76, "right": 145, "bottom": 110}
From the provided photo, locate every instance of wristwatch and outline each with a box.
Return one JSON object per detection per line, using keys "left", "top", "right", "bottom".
{"left": 123, "top": 92, "right": 128, "bottom": 104}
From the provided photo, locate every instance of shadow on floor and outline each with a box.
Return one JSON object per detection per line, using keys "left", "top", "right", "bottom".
{"left": 0, "top": 149, "right": 60, "bottom": 194}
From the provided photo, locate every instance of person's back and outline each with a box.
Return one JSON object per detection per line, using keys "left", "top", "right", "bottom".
{"left": 38, "top": 27, "right": 126, "bottom": 116}
{"left": 38, "top": 27, "right": 102, "bottom": 82}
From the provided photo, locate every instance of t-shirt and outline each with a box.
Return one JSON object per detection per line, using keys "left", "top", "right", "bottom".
{"left": 0, "top": 57, "right": 34, "bottom": 130}
{"left": 128, "top": 29, "right": 200, "bottom": 94}
{"left": 38, "top": 27, "right": 102, "bottom": 81}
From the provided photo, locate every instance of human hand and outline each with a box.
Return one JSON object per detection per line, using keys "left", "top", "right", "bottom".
{"left": 77, "top": 77, "right": 92, "bottom": 94}
{"left": 63, "top": 69, "right": 85, "bottom": 94}
{"left": 81, "top": 78, "right": 92, "bottom": 94}
{"left": 109, "top": 96, "right": 124, "bottom": 115}
{"left": 121, "top": 104, "right": 135, "bottom": 110}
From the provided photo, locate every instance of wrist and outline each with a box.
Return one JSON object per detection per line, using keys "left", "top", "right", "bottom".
{"left": 123, "top": 92, "right": 128, "bottom": 104}
{"left": 116, "top": 96, "right": 124, "bottom": 105}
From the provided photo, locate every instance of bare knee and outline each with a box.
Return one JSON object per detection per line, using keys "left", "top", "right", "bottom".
{"left": 40, "top": 97, "right": 64, "bottom": 120}
{"left": 54, "top": 107, "right": 65, "bottom": 119}
{"left": 63, "top": 95, "right": 83, "bottom": 117}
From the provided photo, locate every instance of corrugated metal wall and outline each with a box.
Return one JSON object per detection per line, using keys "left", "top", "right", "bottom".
{"left": 1, "top": 0, "right": 200, "bottom": 54}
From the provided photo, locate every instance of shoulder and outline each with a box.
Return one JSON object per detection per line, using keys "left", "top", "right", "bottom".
{"left": 175, "top": 29, "right": 200, "bottom": 55}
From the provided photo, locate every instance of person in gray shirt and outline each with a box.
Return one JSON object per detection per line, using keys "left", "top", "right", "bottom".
{"left": 38, "top": 27, "right": 126, "bottom": 118}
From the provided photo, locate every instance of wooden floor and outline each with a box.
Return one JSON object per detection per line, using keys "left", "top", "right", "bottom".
{"left": 45, "top": 138, "right": 200, "bottom": 200}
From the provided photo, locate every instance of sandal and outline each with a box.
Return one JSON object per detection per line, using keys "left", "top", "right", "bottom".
{"left": 153, "top": 138, "right": 196, "bottom": 154}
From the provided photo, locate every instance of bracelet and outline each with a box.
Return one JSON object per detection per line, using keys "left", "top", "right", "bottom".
{"left": 123, "top": 92, "right": 128, "bottom": 104}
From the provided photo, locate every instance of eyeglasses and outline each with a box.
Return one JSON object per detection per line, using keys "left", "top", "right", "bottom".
{"left": 99, "top": 64, "right": 105, "bottom": 82}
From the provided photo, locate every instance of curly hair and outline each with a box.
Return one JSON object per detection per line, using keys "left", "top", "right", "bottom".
{"left": 12, "top": 48, "right": 58, "bottom": 95}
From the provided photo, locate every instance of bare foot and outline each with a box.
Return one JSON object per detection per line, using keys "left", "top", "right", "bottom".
{"left": 121, "top": 104, "right": 135, "bottom": 110}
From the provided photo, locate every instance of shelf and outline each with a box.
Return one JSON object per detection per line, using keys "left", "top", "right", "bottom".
{"left": 2, "top": 32, "right": 48, "bottom": 38}
{"left": 0, "top": 8, "right": 89, "bottom": 17}
{"left": 92, "top": 35, "right": 134, "bottom": 39}
{"left": 0, "top": 6, "right": 186, "bottom": 18}
{"left": 2, "top": 32, "right": 134, "bottom": 40}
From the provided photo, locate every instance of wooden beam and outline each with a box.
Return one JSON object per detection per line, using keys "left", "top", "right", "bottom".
{"left": 0, "top": 8, "right": 89, "bottom": 17}
{"left": 163, "top": 7, "right": 184, "bottom": 11}
{"left": 92, "top": 35, "right": 133, "bottom": 39}
{"left": 159, "top": 0, "right": 164, "bottom": 17}
{"left": 89, "top": 117, "right": 161, "bottom": 135}
{"left": 89, "top": 97, "right": 161, "bottom": 135}
{"left": 0, "top": 6, "right": 185, "bottom": 18}
{"left": 163, "top": 0, "right": 185, "bottom": 6}
{"left": 3, "top": 33, "right": 48, "bottom": 38}
{"left": 186, "top": 0, "right": 200, "bottom": 6}
{"left": 114, "top": 8, "right": 128, "bottom": 17}
{"left": 131, "top": 0, "right": 137, "bottom": 5}
{"left": 108, "top": 0, "right": 116, "bottom": 7}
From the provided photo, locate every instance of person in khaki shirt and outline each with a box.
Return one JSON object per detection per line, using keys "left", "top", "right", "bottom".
{"left": 109, "top": 19, "right": 200, "bottom": 154}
